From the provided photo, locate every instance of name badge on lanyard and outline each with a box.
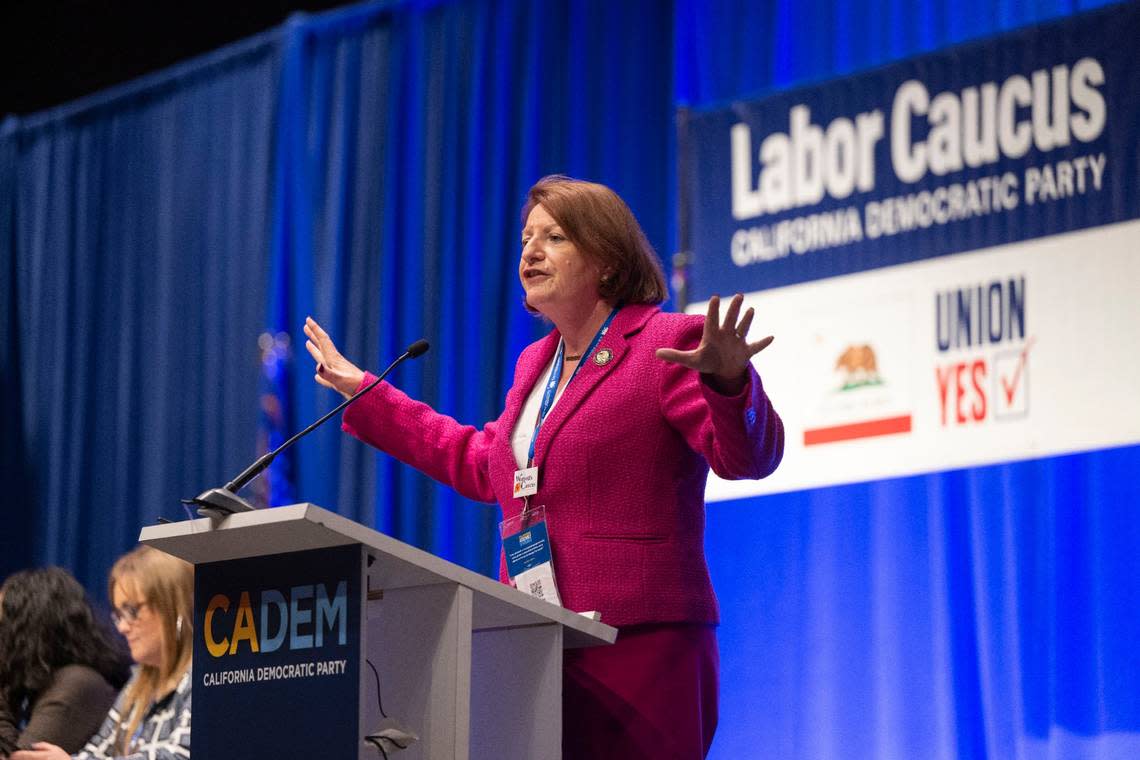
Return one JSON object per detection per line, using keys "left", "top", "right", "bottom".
{"left": 502, "top": 306, "right": 620, "bottom": 605}
{"left": 513, "top": 466, "right": 539, "bottom": 498}
{"left": 500, "top": 505, "right": 560, "bottom": 605}
{"left": 513, "top": 306, "right": 619, "bottom": 507}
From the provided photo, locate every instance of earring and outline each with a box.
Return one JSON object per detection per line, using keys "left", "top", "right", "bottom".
{"left": 176, "top": 615, "right": 184, "bottom": 638}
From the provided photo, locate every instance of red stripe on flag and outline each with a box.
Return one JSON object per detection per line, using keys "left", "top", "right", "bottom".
{"left": 803, "top": 414, "right": 913, "bottom": 446}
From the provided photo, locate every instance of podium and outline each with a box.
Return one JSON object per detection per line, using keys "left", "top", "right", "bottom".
{"left": 140, "top": 503, "right": 616, "bottom": 759}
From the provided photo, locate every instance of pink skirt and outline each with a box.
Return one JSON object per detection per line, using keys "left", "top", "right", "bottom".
{"left": 562, "top": 623, "right": 719, "bottom": 759}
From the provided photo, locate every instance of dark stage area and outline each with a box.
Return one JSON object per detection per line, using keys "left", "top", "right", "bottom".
{"left": 0, "top": 0, "right": 353, "bottom": 116}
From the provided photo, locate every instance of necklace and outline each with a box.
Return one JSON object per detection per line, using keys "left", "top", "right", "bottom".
{"left": 564, "top": 354, "right": 582, "bottom": 361}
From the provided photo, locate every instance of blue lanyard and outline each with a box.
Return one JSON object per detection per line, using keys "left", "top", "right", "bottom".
{"left": 526, "top": 306, "right": 620, "bottom": 467}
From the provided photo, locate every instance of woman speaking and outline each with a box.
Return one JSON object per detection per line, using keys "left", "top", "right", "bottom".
{"left": 305, "top": 175, "right": 784, "bottom": 758}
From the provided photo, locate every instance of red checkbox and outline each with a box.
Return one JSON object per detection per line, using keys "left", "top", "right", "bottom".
{"left": 994, "top": 337, "right": 1035, "bottom": 418}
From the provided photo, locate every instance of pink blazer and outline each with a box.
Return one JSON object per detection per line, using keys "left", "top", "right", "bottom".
{"left": 343, "top": 304, "right": 784, "bottom": 627}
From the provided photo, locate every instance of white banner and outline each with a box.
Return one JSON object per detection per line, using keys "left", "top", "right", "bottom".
{"left": 706, "top": 218, "right": 1140, "bottom": 500}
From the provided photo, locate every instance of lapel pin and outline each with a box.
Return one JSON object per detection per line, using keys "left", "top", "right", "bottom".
{"left": 593, "top": 348, "right": 613, "bottom": 366}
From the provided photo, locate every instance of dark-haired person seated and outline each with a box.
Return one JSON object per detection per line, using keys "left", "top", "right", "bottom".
{"left": 11, "top": 546, "right": 193, "bottom": 760}
{"left": 0, "top": 568, "right": 131, "bottom": 758}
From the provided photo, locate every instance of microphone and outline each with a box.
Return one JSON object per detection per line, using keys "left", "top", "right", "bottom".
{"left": 184, "top": 338, "right": 430, "bottom": 519}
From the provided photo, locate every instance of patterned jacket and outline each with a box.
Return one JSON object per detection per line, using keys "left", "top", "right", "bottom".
{"left": 74, "top": 671, "right": 190, "bottom": 760}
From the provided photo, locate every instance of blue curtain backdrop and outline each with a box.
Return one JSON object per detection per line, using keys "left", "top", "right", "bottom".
{"left": 265, "top": 0, "right": 674, "bottom": 572}
{"left": 0, "top": 0, "right": 674, "bottom": 583}
{"left": 1, "top": 1, "right": 1135, "bottom": 758}
{"left": 0, "top": 34, "right": 282, "bottom": 587}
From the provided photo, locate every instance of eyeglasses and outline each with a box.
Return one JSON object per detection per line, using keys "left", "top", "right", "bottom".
{"left": 111, "top": 601, "right": 149, "bottom": 627}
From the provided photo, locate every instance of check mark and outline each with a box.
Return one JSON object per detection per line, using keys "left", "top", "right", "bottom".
{"left": 1000, "top": 336, "right": 1036, "bottom": 405}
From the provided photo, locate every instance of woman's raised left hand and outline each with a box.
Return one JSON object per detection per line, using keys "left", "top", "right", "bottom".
{"left": 656, "top": 293, "right": 773, "bottom": 395}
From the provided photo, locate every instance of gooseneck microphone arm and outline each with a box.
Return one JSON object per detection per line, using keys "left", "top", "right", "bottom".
{"left": 184, "top": 338, "right": 430, "bottom": 519}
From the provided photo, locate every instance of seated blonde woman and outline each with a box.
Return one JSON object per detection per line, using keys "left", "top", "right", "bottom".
{"left": 12, "top": 546, "right": 193, "bottom": 760}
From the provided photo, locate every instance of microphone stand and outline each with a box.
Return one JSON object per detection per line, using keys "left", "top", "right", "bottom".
{"left": 184, "top": 339, "right": 429, "bottom": 520}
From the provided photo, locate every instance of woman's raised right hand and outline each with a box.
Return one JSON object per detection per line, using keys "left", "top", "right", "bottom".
{"left": 303, "top": 317, "right": 365, "bottom": 400}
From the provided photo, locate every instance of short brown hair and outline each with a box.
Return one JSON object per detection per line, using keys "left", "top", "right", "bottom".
{"left": 522, "top": 175, "right": 667, "bottom": 306}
